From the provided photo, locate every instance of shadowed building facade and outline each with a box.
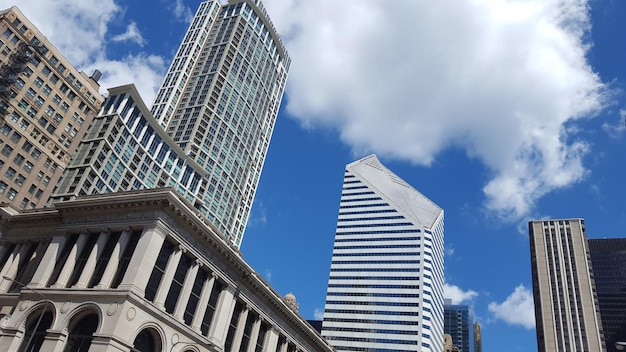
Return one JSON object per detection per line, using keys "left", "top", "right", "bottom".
{"left": 321, "top": 154, "right": 445, "bottom": 352}
{"left": 0, "top": 188, "right": 333, "bottom": 352}
{"left": 588, "top": 238, "right": 626, "bottom": 352}
{"left": 529, "top": 219, "right": 606, "bottom": 352}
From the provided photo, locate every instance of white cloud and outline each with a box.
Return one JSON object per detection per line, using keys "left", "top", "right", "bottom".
{"left": 444, "top": 283, "right": 478, "bottom": 304}
{"left": 314, "top": 308, "right": 324, "bottom": 320}
{"left": 171, "top": 0, "right": 194, "bottom": 23}
{"left": 602, "top": 109, "right": 626, "bottom": 139}
{"left": 488, "top": 284, "right": 536, "bottom": 329}
{"left": 264, "top": 0, "right": 608, "bottom": 222}
{"left": 111, "top": 22, "right": 146, "bottom": 46}
{"left": 6, "top": 0, "right": 167, "bottom": 103}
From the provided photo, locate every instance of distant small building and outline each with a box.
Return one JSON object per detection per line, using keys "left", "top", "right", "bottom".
{"left": 0, "top": 188, "right": 334, "bottom": 352}
{"left": 473, "top": 321, "right": 482, "bottom": 352}
{"left": 444, "top": 299, "right": 473, "bottom": 352}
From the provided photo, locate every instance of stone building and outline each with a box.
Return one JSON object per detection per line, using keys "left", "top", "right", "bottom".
{"left": 0, "top": 188, "right": 333, "bottom": 352}
{"left": 0, "top": 6, "right": 104, "bottom": 210}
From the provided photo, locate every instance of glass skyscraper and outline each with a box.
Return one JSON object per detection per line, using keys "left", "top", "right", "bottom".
{"left": 321, "top": 154, "right": 445, "bottom": 352}
{"left": 444, "top": 300, "right": 474, "bottom": 352}
{"left": 151, "top": 0, "right": 290, "bottom": 246}
{"left": 54, "top": 0, "right": 289, "bottom": 248}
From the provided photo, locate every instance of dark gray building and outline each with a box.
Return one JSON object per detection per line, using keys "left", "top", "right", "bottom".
{"left": 588, "top": 238, "right": 626, "bottom": 352}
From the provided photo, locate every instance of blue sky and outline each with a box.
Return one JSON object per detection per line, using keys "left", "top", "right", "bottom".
{"left": 7, "top": 0, "right": 626, "bottom": 351}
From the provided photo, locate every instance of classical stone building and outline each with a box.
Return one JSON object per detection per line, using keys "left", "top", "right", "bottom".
{"left": 0, "top": 188, "right": 333, "bottom": 352}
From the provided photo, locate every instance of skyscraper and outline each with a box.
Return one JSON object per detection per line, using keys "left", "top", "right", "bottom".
{"left": 151, "top": 0, "right": 290, "bottom": 245}
{"left": 0, "top": 6, "right": 104, "bottom": 210}
{"left": 444, "top": 300, "right": 474, "bottom": 352}
{"left": 54, "top": 0, "right": 289, "bottom": 248}
{"left": 529, "top": 219, "right": 606, "bottom": 352}
{"left": 588, "top": 238, "right": 626, "bottom": 352}
{"left": 321, "top": 154, "right": 445, "bottom": 352}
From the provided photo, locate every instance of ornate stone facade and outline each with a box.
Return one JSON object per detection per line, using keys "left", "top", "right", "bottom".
{"left": 0, "top": 188, "right": 333, "bottom": 352}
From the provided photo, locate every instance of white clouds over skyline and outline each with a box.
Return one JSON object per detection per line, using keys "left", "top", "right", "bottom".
{"left": 264, "top": 0, "right": 608, "bottom": 222}
{"left": 6, "top": 0, "right": 609, "bottom": 222}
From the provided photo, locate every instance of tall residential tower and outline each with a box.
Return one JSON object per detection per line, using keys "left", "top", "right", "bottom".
{"left": 444, "top": 300, "right": 474, "bottom": 352}
{"left": 151, "top": 0, "right": 290, "bottom": 245}
{"left": 529, "top": 219, "right": 606, "bottom": 352}
{"left": 321, "top": 155, "right": 445, "bottom": 352}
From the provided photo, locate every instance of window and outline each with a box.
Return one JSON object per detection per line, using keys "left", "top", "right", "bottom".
{"left": 22, "top": 161, "right": 33, "bottom": 173}
{"left": 1, "top": 145, "right": 13, "bottom": 156}
{"left": 22, "top": 141, "right": 33, "bottom": 152}
{"left": 2, "top": 29, "right": 13, "bottom": 38}
{"left": 31, "top": 148, "right": 41, "bottom": 160}
{"left": 42, "top": 84, "right": 52, "bottom": 95}
{"left": 50, "top": 56, "right": 59, "bottom": 65}
{"left": 41, "top": 66, "right": 52, "bottom": 76}
{"left": 58, "top": 64, "right": 66, "bottom": 73}
{"left": 60, "top": 102, "right": 69, "bottom": 112}
{"left": 5, "top": 167, "right": 16, "bottom": 179}
{"left": 9, "top": 132, "right": 21, "bottom": 143}
{"left": 53, "top": 94, "right": 62, "bottom": 105}
{"left": 50, "top": 74, "right": 59, "bottom": 84}
{"left": 45, "top": 105, "right": 54, "bottom": 116}
{"left": 15, "top": 174, "right": 25, "bottom": 186}
{"left": 13, "top": 154, "right": 25, "bottom": 166}
{"left": 7, "top": 188, "right": 17, "bottom": 200}
{"left": 34, "top": 77, "right": 44, "bottom": 87}
{"left": 0, "top": 181, "right": 7, "bottom": 194}
{"left": 26, "top": 88, "right": 36, "bottom": 98}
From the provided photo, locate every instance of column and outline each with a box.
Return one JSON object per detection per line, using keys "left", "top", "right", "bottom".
{"left": 246, "top": 317, "right": 261, "bottom": 352}
{"left": 95, "top": 228, "right": 131, "bottom": 289}
{"left": 17, "top": 241, "right": 47, "bottom": 287}
{"left": 51, "top": 232, "right": 89, "bottom": 288}
{"left": 72, "top": 230, "right": 109, "bottom": 288}
{"left": 191, "top": 273, "right": 216, "bottom": 332}
{"left": 208, "top": 285, "right": 237, "bottom": 347}
{"left": 230, "top": 306, "right": 249, "bottom": 352}
{"left": 117, "top": 226, "right": 166, "bottom": 295}
{"left": 28, "top": 236, "right": 66, "bottom": 288}
{"left": 263, "top": 329, "right": 279, "bottom": 352}
{"left": 173, "top": 259, "right": 199, "bottom": 321}
{"left": 153, "top": 246, "right": 183, "bottom": 309}
{"left": 0, "top": 243, "right": 29, "bottom": 292}
{"left": 0, "top": 243, "right": 12, "bottom": 266}
{"left": 0, "top": 244, "right": 22, "bottom": 286}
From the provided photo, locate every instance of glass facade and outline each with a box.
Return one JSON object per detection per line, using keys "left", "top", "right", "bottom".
{"left": 588, "top": 238, "right": 626, "bottom": 352}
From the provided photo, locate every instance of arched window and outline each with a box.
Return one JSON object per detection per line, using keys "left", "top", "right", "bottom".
{"left": 63, "top": 313, "right": 99, "bottom": 352}
{"left": 132, "top": 328, "right": 162, "bottom": 352}
{"left": 18, "top": 309, "right": 53, "bottom": 352}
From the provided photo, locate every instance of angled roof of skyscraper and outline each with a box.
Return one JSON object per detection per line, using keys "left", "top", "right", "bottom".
{"left": 347, "top": 154, "right": 443, "bottom": 229}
